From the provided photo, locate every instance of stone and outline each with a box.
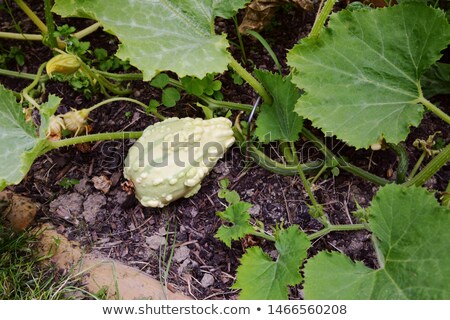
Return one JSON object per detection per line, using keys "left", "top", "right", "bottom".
{"left": 146, "top": 235, "right": 167, "bottom": 250}
{"left": 248, "top": 204, "right": 261, "bottom": 216}
{"left": 49, "top": 193, "right": 84, "bottom": 221}
{"left": 200, "top": 273, "right": 215, "bottom": 288}
{"left": 82, "top": 193, "right": 107, "bottom": 224}
{"left": 173, "top": 246, "right": 190, "bottom": 263}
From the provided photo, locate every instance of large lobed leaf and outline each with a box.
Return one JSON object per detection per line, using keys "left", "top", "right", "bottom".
{"left": 233, "top": 226, "right": 311, "bottom": 299}
{"left": 303, "top": 184, "right": 450, "bottom": 299}
{"left": 0, "top": 85, "right": 39, "bottom": 191}
{"left": 287, "top": 3, "right": 450, "bottom": 148}
{"left": 53, "top": 0, "right": 250, "bottom": 80}
{"left": 254, "top": 70, "right": 303, "bottom": 142}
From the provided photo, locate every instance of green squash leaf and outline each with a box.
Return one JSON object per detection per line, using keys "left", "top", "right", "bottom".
{"left": 421, "top": 63, "right": 450, "bottom": 98}
{"left": 53, "top": 0, "right": 250, "bottom": 80}
{"left": 303, "top": 184, "right": 450, "bottom": 299}
{"left": 287, "top": 4, "right": 450, "bottom": 148}
{"left": 254, "top": 70, "right": 303, "bottom": 142}
{"left": 0, "top": 85, "right": 49, "bottom": 191}
{"left": 215, "top": 202, "right": 254, "bottom": 248}
{"left": 233, "top": 226, "right": 311, "bottom": 299}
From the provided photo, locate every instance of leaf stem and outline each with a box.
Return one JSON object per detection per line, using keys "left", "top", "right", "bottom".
{"left": 22, "top": 62, "right": 47, "bottom": 109}
{"left": 387, "top": 143, "right": 409, "bottom": 183}
{"left": 307, "top": 223, "right": 367, "bottom": 241}
{"left": 408, "top": 150, "right": 426, "bottom": 180}
{"left": 73, "top": 22, "right": 102, "bottom": 40}
{"left": 418, "top": 96, "right": 450, "bottom": 125}
{"left": 0, "top": 68, "right": 49, "bottom": 81}
{"left": 290, "top": 141, "right": 328, "bottom": 226}
{"left": 249, "top": 230, "right": 275, "bottom": 242}
{"left": 14, "top": 0, "right": 48, "bottom": 34}
{"left": 43, "top": 0, "right": 57, "bottom": 49}
{"left": 86, "top": 96, "right": 165, "bottom": 120}
{"left": 228, "top": 55, "right": 272, "bottom": 104}
{"left": 309, "top": 0, "right": 337, "bottom": 38}
{"left": 371, "top": 234, "right": 385, "bottom": 269}
{"left": 403, "top": 142, "right": 450, "bottom": 187}
{"left": 233, "top": 127, "right": 323, "bottom": 175}
{"left": 168, "top": 78, "right": 256, "bottom": 112}
{"left": 0, "top": 31, "right": 42, "bottom": 41}
{"left": 302, "top": 128, "right": 390, "bottom": 186}
{"left": 96, "top": 70, "right": 144, "bottom": 81}
{"left": 45, "top": 131, "right": 143, "bottom": 152}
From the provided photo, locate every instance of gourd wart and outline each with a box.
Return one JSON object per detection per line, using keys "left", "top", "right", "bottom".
{"left": 124, "top": 117, "right": 235, "bottom": 208}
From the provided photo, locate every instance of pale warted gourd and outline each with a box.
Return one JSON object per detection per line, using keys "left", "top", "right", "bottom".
{"left": 124, "top": 117, "right": 235, "bottom": 207}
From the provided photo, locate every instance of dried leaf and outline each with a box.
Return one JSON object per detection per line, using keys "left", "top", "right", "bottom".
{"left": 239, "top": 0, "right": 313, "bottom": 33}
{"left": 92, "top": 175, "right": 112, "bottom": 194}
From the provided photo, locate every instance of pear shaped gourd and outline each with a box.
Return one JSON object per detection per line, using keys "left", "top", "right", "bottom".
{"left": 124, "top": 117, "right": 235, "bottom": 207}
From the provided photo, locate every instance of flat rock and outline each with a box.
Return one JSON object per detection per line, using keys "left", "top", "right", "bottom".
{"left": 173, "top": 246, "right": 190, "bottom": 263}
{"left": 37, "top": 224, "right": 191, "bottom": 300}
{"left": 82, "top": 193, "right": 107, "bottom": 224}
{"left": 49, "top": 193, "right": 84, "bottom": 221}
{"left": 201, "top": 273, "right": 215, "bottom": 288}
{"left": 146, "top": 235, "right": 167, "bottom": 250}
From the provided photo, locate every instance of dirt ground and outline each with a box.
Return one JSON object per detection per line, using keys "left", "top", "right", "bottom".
{"left": 1, "top": 2, "right": 449, "bottom": 299}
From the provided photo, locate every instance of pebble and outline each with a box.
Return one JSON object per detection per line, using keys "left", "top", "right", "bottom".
{"left": 82, "top": 193, "right": 107, "bottom": 224}
{"left": 49, "top": 193, "right": 84, "bottom": 221}
{"left": 173, "top": 246, "right": 190, "bottom": 263}
{"left": 248, "top": 204, "right": 261, "bottom": 216}
{"left": 74, "top": 178, "right": 92, "bottom": 195}
{"left": 146, "top": 235, "right": 167, "bottom": 250}
{"left": 200, "top": 274, "right": 215, "bottom": 288}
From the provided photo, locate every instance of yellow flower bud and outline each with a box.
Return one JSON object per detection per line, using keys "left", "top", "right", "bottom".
{"left": 46, "top": 53, "right": 81, "bottom": 77}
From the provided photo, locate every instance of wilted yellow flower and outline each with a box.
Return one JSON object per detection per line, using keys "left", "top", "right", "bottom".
{"left": 46, "top": 53, "right": 81, "bottom": 77}
{"left": 62, "top": 108, "right": 90, "bottom": 136}
{"left": 46, "top": 115, "right": 66, "bottom": 141}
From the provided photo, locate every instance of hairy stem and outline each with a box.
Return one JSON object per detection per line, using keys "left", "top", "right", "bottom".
{"left": 309, "top": 0, "right": 337, "bottom": 38}
{"left": 249, "top": 230, "right": 275, "bottom": 242}
{"left": 0, "top": 31, "right": 42, "bottom": 40}
{"left": 22, "top": 62, "right": 47, "bottom": 109}
{"left": 15, "top": 0, "right": 47, "bottom": 33}
{"left": 403, "top": 143, "right": 450, "bottom": 187}
{"left": 308, "top": 223, "right": 367, "bottom": 241}
{"left": 228, "top": 55, "right": 272, "bottom": 104}
{"left": 408, "top": 150, "right": 426, "bottom": 180}
{"left": 387, "top": 143, "right": 409, "bottom": 183}
{"left": 86, "top": 97, "right": 165, "bottom": 120}
{"left": 0, "top": 68, "right": 49, "bottom": 81}
{"left": 45, "top": 131, "right": 143, "bottom": 152}
{"left": 73, "top": 23, "right": 102, "bottom": 40}
{"left": 302, "top": 128, "right": 390, "bottom": 186}
{"left": 418, "top": 96, "right": 450, "bottom": 125}
{"left": 233, "top": 128, "right": 323, "bottom": 175}
{"left": 290, "top": 141, "right": 329, "bottom": 226}
{"left": 43, "top": 0, "right": 57, "bottom": 49}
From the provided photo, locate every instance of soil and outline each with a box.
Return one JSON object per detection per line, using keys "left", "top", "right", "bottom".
{"left": 1, "top": 2, "right": 449, "bottom": 300}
